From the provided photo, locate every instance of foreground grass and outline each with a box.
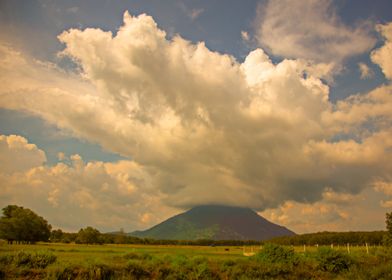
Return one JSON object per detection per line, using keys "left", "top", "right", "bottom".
{"left": 0, "top": 243, "right": 391, "bottom": 279}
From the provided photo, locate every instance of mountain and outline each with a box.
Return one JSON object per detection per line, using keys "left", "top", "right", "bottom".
{"left": 131, "top": 205, "right": 295, "bottom": 241}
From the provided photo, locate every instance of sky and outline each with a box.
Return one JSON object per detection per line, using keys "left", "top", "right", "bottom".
{"left": 0, "top": 0, "right": 392, "bottom": 234}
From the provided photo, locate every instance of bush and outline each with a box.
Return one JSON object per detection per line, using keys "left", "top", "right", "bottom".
{"left": 52, "top": 264, "right": 111, "bottom": 280}
{"left": 226, "top": 260, "right": 293, "bottom": 279}
{"left": 375, "top": 246, "right": 392, "bottom": 262}
{"left": 187, "top": 257, "right": 220, "bottom": 280}
{"left": 11, "top": 251, "right": 56, "bottom": 268}
{"left": 87, "top": 263, "right": 114, "bottom": 280}
{"left": 0, "top": 254, "right": 13, "bottom": 265}
{"left": 254, "top": 243, "right": 299, "bottom": 265}
{"left": 382, "top": 234, "right": 392, "bottom": 246}
{"left": 31, "top": 251, "right": 57, "bottom": 268}
{"left": 126, "top": 261, "right": 152, "bottom": 279}
{"left": 316, "top": 247, "right": 353, "bottom": 273}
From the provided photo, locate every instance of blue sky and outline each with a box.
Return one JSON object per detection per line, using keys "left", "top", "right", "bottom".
{"left": 1, "top": 0, "right": 392, "bottom": 233}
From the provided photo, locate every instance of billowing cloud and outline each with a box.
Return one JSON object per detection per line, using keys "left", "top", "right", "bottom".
{"left": 0, "top": 134, "right": 176, "bottom": 231}
{"left": 371, "top": 22, "right": 392, "bottom": 80}
{"left": 0, "top": 12, "right": 391, "bottom": 231}
{"left": 0, "top": 134, "right": 46, "bottom": 173}
{"left": 256, "top": 0, "right": 375, "bottom": 64}
{"left": 260, "top": 188, "right": 388, "bottom": 233}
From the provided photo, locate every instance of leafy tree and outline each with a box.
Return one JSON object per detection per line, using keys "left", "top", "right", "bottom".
{"left": 114, "top": 228, "right": 128, "bottom": 244}
{"left": 0, "top": 205, "right": 51, "bottom": 244}
{"left": 50, "top": 229, "right": 64, "bottom": 242}
{"left": 386, "top": 212, "right": 392, "bottom": 234}
{"left": 384, "top": 212, "right": 392, "bottom": 246}
{"left": 76, "top": 226, "right": 103, "bottom": 244}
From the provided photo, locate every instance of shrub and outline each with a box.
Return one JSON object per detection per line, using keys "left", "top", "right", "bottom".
{"left": 221, "top": 259, "right": 236, "bottom": 269}
{"left": 0, "top": 254, "right": 13, "bottom": 265}
{"left": 12, "top": 251, "right": 57, "bottom": 269}
{"left": 87, "top": 263, "right": 114, "bottom": 280}
{"left": 13, "top": 251, "right": 31, "bottom": 267}
{"left": 316, "top": 247, "right": 353, "bottom": 273}
{"left": 154, "top": 265, "right": 175, "bottom": 280}
{"left": 254, "top": 243, "right": 299, "bottom": 265}
{"left": 49, "top": 265, "right": 80, "bottom": 280}
{"left": 126, "top": 261, "right": 152, "bottom": 279}
{"left": 195, "top": 261, "right": 220, "bottom": 280}
{"left": 227, "top": 261, "right": 292, "bottom": 279}
{"left": 31, "top": 251, "right": 57, "bottom": 268}
{"left": 375, "top": 246, "right": 392, "bottom": 262}
{"left": 167, "top": 255, "right": 193, "bottom": 279}
{"left": 170, "top": 254, "right": 189, "bottom": 267}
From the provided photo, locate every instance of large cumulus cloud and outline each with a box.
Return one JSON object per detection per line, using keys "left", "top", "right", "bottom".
{"left": 0, "top": 135, "right": 176, "bottom": 231}
{"left": 0, "top": 135, "right": 46, "bottom": 173}
{"left": 0, "top": 12, "right": 392, "bottom": 230}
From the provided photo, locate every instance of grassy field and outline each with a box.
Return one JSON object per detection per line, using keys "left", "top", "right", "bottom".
{"left": 0, "top": 242, "right": 391, "bottom": 279}
{"left": 0, "top": 243, "right": 247, "bottom": 264}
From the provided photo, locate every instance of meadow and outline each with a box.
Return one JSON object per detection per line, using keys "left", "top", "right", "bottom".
{"left": 1, "top": 242, "right": 392, "bottom": 279}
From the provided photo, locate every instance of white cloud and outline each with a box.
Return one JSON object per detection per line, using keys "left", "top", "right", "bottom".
{"left": 0, "top": 12, "right": 392, "bottom": 231}
{"left": 358, "top": 62, "right": 374, "bottom": 79}
{"left": 0, "top": 134, "right": 176, "bottom": 232}
{"left": 0, "top": 135, "right": 46, "bottom": 173}
{"left": 256, "top": 0, "right": 375, "bottom": 64}
{"left": 371, "top": 22, "right": 392, "bottom": 80}
{"left": 260, "top": 188, "right": 387, "bottom": 233}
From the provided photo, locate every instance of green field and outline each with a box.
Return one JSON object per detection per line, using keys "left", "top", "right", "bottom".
{"left": 1, "top": 242, "right": 391, "bottom": 279}
{"left": 0, "top": 243, "right": 248, "bottom": 264}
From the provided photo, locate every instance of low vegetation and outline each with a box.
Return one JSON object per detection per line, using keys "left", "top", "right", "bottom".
{"left": 0, "top": 243, "right": 392, "bottom": 279}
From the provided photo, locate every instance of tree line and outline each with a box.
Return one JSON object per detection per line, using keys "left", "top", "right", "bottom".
{"left": 50, "top": 228, "right": 262, "bottom": 246}
{"left": 267, "top": 231, "right": 386, "bottom": 246}
{"left": 1, "top": 205, "right": 392, "bottom": 246}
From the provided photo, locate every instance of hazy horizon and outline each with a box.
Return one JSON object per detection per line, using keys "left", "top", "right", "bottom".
{"left": 1, "top": 0, "right": 392, "bottom": 234}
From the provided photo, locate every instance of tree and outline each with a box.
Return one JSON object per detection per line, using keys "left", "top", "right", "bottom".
{"left": 384, "top": 212, "right": 392, "bottom": 246}
{"left": 114, "top": 228, "right": 128, "bottom": 244}
{"left": 75, "top": 226, "right": 103, "bottom": 244}
{"left": 0, "top": 205, "right": 51, "bottom": 244}
{"left": 50, "top": 229, "right": 64, "bottom": 243}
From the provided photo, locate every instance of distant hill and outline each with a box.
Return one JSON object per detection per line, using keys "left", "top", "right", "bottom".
{"left": 131, "top": 205, "right": 295, "bottom": 241}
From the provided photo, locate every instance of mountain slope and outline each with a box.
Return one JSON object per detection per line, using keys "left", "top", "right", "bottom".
{"left": 131, "top": 205, "right": 295, "bottom": 240}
